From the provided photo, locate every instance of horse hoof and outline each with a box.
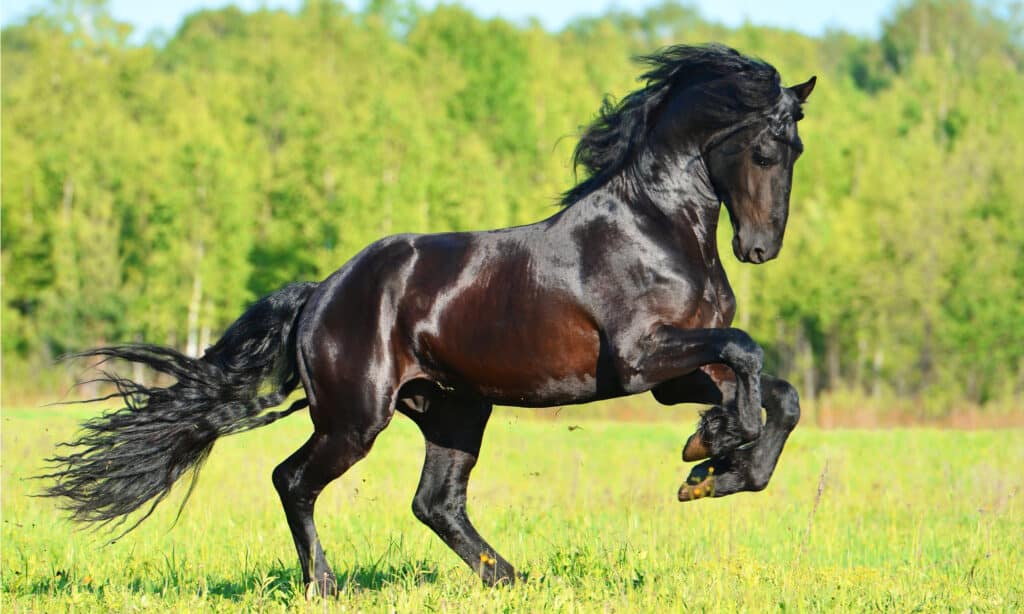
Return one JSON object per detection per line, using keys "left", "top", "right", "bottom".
{"left": 305, "top": 573, "right": 339, "bottom": 599}
{"left": 677, "top": 473, "right": 714, "bottom": 502}
{"left": 682, "top": 432, "right": 711, "bottom": 462}
{"left": 678, "top": 462, "right": 717, "bottom": 502}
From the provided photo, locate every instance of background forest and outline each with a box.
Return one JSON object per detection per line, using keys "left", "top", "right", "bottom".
{"left": 2, "top": 0, "right": 1022, "bottom": 419}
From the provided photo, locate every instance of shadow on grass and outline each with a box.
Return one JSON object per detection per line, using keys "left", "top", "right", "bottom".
{"left": 11, "top": 559, "right": 440, "bottom": 602}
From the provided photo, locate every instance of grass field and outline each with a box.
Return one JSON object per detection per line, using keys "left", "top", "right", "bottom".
{"left": 2, "top": 405, "right": 1022, "bottom": 612}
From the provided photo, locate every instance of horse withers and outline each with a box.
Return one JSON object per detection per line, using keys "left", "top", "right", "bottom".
{"left": 44, "top": 44, "right": 815, "bottom": 593}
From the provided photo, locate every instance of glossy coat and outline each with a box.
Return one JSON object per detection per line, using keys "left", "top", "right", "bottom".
{"left": 283, "top": 44, "right": 814, "bottom": 591}
{"left": 47, "top": 44, "right": 815, "bottom": 593}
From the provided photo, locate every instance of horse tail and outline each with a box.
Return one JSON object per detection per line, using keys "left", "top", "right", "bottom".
{"left": 42, "top": 281, "right": 319, "bottom": 534}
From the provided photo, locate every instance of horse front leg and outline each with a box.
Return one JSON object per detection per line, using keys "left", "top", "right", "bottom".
{"left": 625, "top": 326, "right": 765, "bottom": 453}
{"left": 653, "top": 371, "right": 801, "bottom": 500}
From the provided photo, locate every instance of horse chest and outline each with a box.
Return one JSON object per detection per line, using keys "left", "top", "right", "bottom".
{"left": 702, "top": 276, "right": 737, "bottom": 328}
{"left": 660, "top": 275, "right": 736, "bottom": 330}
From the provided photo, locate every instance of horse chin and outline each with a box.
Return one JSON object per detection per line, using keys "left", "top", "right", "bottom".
{"left": 731, "top": 234, "right": 748, "bottom": 263}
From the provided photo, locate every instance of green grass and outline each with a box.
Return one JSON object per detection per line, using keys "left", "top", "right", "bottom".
{"left": 2, "top": 406, "right": 1022, "bottom": 612}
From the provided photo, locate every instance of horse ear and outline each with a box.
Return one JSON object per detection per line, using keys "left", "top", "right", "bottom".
{"left": 790, "top": 76, "right": 816, "bottom": 103}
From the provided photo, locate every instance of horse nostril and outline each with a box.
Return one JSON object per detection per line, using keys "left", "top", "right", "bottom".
{"left": 751, "top": 246, "right": 766, "bottom": 263}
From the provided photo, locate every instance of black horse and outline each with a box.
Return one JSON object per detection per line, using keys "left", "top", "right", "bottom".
{"left": 45, "top": 44, "right": 815, "bottom": 593}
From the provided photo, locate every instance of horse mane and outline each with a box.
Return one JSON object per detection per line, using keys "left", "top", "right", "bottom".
{"left": 562, "top": 43, "right": 783, "bottom": 206}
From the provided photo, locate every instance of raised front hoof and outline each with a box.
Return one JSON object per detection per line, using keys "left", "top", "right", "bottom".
{"left": 680, "top": 453, "right": 765, "bottom": 500}
{"left": 677, "top": 461, "right": 718, "bottom": 501}
{"left": 682, "top": 431, "right": 711, "bottom": 462}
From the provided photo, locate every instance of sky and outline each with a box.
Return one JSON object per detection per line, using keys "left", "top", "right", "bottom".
{"left": 1, "top": 0, "right": 898, "bottom": 40}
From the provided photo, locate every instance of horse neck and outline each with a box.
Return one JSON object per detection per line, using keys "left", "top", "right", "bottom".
{"left": 628, "top": 147, "right": 725, "bottom": 267}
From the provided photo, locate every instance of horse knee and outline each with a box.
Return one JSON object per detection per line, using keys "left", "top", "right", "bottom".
{"left": 770, "top": 380, "right": 801, "bottom": 430}
{"left": 723, "top": 329, "right": 763, "bottom": 375}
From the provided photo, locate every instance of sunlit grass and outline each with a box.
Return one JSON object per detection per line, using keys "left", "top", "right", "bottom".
{"left": 2, "top": 407, "right": 1022, "bottom": 612}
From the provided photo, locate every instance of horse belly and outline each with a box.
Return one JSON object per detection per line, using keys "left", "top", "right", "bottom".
{"left": 426, "top": 295, "right": 602, "bottom": 406}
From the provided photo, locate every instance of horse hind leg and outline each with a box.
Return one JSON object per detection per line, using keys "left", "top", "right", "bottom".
{"left": 272, "top": 392, "right": 394, "bottom": 596}
{"left": 402, "top": 397, "right": 516, "bottom": 586}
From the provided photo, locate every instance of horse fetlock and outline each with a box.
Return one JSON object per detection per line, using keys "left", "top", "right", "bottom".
{"left": 692, "top": 405, "right": 744, "bottom": 457}
{"left": 476, "top": 548, "right": 515, "bottom": 586}
{"left": 305, "top": 571, "right": 339, "bottom": 599}
{"left": 745, "top": 468, "right": 771, "bottom": 492}
{"left": 479, "top": 559, "right": 516, "bottom": 587}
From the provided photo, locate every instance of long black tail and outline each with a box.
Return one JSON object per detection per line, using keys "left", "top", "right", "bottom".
{"left": 42, "top": 281, "right": 319, "bottom": 533}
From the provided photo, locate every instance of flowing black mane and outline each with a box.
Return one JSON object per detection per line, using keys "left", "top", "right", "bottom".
{"left": 563, "top": 44, "right": 783, "bottom": 205}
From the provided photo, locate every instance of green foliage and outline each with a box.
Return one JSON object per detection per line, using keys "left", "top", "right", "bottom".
{"left": 2, "top": 0, "right": 1022, "bottom": 412}
{"left": 2, "top": 409, "right": 1022, "bottom": 609}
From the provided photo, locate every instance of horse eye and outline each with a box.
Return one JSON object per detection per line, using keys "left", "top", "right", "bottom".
{"left": 752, "top": 152, "right": 776, "bottom": 167}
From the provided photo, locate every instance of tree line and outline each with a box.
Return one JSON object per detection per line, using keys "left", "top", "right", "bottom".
{"left": 2, "top": 0, "right": 1022, "bottom": 413}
